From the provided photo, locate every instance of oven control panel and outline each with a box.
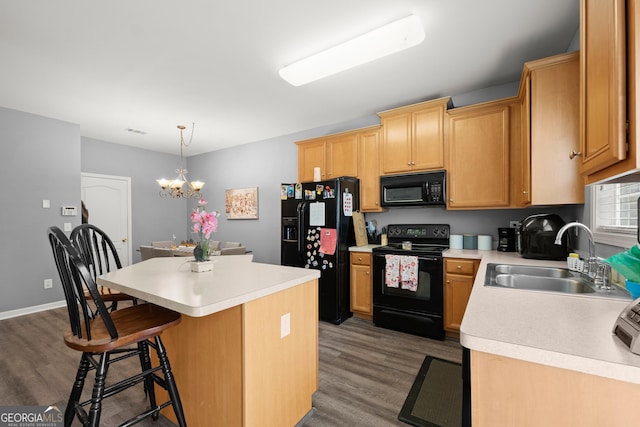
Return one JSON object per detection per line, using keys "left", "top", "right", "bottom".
{"left": 387, "top": 224, "right": 450, "bottom": 239}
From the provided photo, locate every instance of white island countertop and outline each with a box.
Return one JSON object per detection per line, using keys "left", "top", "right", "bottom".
{"left": 98, "top": 256, "right": 320, "bottom": 317}
{"left": 449, "top": 249, "right": 640, "bottom": 384}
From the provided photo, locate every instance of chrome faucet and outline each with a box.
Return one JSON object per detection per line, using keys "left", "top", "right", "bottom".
{"left": 554, "top": 222, "right": 610, "bottom": 289}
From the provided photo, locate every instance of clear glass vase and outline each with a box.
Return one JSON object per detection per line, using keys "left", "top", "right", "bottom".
{"left": 193, "top": 240, "right": 210, "bottom": 262}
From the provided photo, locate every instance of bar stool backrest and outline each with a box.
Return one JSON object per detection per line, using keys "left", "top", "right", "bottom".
{"left": 48, "top": 226, "right": 117, "bottom": 342}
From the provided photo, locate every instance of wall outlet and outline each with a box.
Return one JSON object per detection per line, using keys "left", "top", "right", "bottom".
{"left": 280, "top": 313, "right": 291, "bottom": 338}
{"left": 510, "top": 221, "right": 519, "bottom": 228}
{"left": 44, "top": 278, "right": 53, "bottom": 289}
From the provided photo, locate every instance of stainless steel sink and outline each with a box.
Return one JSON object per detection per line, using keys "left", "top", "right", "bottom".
{"left": 491, "top": 264, "right": 574, "bottom": 278}
{"left": 493, "top": 274, "right": 595, "bottom": 293}
{"left": 484, "top": 263, "right": 631, "bottom": 299}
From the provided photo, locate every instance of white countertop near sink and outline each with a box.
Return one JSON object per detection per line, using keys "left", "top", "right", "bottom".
{"left": 448, "top": 249, "right": 640, "bottom": 384}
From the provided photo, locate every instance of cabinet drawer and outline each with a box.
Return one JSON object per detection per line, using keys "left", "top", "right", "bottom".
{"left": 350, "top": 252, "right": 372, "bottom": 266}
{"left": 445, "top": 258, "right": 477, "bottom": 276}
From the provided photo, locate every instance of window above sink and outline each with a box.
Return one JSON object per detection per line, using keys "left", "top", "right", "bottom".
{"left": 591, "top": 183, "right": 639, "bottom": 249}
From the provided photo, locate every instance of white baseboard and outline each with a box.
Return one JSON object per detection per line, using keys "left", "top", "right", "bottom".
{"left": 0, "top": 300, "right": 67, "bottom": 320}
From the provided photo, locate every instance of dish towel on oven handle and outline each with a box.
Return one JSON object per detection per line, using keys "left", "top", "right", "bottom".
{"left": 385, "top": 255, "right": 418, "bottom": 291}
{"left": 400, "top": 256, "right": 418, "bottom": 291}
{"left": 384, "top": 255, "right": 400, "bottom": 288}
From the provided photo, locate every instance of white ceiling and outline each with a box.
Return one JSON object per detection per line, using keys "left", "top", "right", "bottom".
{"left": 0, "top": 0, "right": 579, "bottom": 156}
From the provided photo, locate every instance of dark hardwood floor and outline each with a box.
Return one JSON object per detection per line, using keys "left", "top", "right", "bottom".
{"left": 0, "top": 307, "right": 461, "bottom": 426}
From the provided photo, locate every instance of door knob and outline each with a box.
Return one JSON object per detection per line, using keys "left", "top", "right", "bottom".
{"left": 122, "top": 237, "right": 127, "bottom": 242}
{"left": 569, "top": 150, "right": 582, "bottom": 160}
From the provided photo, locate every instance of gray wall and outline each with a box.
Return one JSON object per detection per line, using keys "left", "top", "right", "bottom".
{"left": 0, "top": 107, "right": 80, "bottom": 312}
{"left": 81, "top": 137, "right": 186, "bottom": 262}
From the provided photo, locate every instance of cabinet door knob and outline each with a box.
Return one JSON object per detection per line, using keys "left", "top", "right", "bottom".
{"left": 457, "top": 265, "right": 462, "bottom": 269}
{"left": 523, "top": 190, "right": 529, "bottom": 195}
{"left": 446, "top": 280, "right": 451, "bottom": 284}
{"left": 569, "top": 150, "right": 582, "bottom": 160}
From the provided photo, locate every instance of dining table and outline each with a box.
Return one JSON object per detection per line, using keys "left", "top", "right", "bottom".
{"left": 98, "top": 255, "right": 320, "bottom": 427}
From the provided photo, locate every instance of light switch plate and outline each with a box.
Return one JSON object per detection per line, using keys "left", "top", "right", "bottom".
{"left": 281, "top": 313, "right": 291, "bottom": 338}
{"left": 42, "top": 199, "right": 50, "bottom": 209}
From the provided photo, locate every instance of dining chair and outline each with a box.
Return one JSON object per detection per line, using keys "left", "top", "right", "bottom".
{"left": 139, "top": 245, "right": 155, "bottom": 261}
{"left": 152, "top": 240, "right": 173, "bottom": 248}
{"left": 70, "top": 224, "right": 136, "bottom": 310}
{"left": 47, "top": 226, "right": 187, "bottom": 427}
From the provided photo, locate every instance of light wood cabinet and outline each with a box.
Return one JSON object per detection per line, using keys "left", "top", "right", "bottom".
{"left": 446, "top": 100, "right": 512, "bottom": 209}
{"left": 357, "top": 126, "right": 383, "bottom": 212}
{"left": 584, "top": 0, "right": 640, "bottom": 184}
{"left": 296, "top": 131, "right": 358, "bottom": 182}
{"left": 471, "top": 351, "right": 640, "bottom": 427}
{"left": 350, "top": 252, "right": 372, "bottom": 319}
{"left": 379, "top": 97, "right": 452, "bottom": 174}
{"left": 517, "top": 52, "right": 584, "bottom": 205}
{"left": 326, "top": 133, "right": 358, "bottom": 179}
{"left": 297, "top": 127, "right": 382, "bottom": 212}
{"left": 580, "top": 0, "right": 627, "bottom": 176}
{"left": 444, "top": 258, "right": 479, "bottom": 336}
{"left": 297, "top": 140, "right": 326, "bottom": 182}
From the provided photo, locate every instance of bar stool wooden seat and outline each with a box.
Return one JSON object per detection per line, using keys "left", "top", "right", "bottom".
{"left": 70, "top": 224, "right": 137, "bottom": 310}
{"left": 47, "top": 226, "right": 187, "bottom": 427}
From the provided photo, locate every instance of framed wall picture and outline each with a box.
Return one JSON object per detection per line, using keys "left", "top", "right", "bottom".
{"left": 225, "top": 187, "right": 259, "bottom": 219}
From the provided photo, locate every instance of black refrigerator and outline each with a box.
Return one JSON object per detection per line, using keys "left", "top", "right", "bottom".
{"left": 280, "top": 176, "right": 359, "bottom": 324}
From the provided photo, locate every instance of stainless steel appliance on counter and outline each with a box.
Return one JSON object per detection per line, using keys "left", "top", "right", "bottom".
{"left": 517, "top": 213, "right": 571, "bottom": 260}
{"left": 372, "top": 224, "right": 450, "bottom": 340}
{"left": 280, "top": 177, "right": 359, "bottom": 324}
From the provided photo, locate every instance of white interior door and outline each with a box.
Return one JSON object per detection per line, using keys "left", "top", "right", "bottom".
{"left": 81, "top": 173, "right": 132, "bottom": 266}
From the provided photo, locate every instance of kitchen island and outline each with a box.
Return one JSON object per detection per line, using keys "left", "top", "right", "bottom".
{"left": 98, "top": 255, "right": 320, "bottom": 427}
{"left": 452, "top": 249, "right": 640, "bottom": 426}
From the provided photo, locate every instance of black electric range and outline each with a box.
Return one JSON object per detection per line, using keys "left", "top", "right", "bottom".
{"left": 372, "top": 224, "right": 450, "bottom": 339}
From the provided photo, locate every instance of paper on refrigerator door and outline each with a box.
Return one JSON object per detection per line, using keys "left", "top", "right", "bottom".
{"left": 342, "top": 192, "right": 353, "bottom": 216}
{"left": 309, "top": 202, "right": 325, "bottom": 226}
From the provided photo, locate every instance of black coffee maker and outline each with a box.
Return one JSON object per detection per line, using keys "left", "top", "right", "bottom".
{"left": 497, "top": 227, "right": 516, "bottom": 252}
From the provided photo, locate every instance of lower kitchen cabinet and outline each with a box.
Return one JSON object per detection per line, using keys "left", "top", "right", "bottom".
{"left": 444, "top": 258, "right": 479, "bottom": 336}
{"left": 350, "top": 252, "right": 373, "bottom": 319}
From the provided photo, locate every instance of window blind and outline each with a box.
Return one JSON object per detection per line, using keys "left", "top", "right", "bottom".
{"left": 594, "top": 183, "right": 640, "bottom": 233}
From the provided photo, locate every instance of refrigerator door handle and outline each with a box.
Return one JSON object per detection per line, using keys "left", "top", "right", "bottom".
{"left": 297, "top": 201, "right": 306, "bottom": 255}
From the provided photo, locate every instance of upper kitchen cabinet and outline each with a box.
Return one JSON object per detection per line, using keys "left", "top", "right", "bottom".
{"left": 297, "top": 139, "right": 326, "bottom": 182}
{"left": 297, "top": 131, "right": 358, "bottom": 182}
{"left": 580, "top": 0, "right": 628, "bottom": 178}
{"left": 378, "top": 97, "right": 452, "bottom": 175}
{"left": 518, "top": 52, "right": 584, "bottom": 205}
{"left": 357, "top": 126, "right": 383, "bottom": 212}
{"left": 584, "top": 0, "right": 640, "bottom": 184}
{"left": 446, "top": 99, "right": 513, "bottom": 209}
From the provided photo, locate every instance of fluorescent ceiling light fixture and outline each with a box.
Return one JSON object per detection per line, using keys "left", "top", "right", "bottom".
{"left": 279, "top": 14, "right": 425, "bottom": 86}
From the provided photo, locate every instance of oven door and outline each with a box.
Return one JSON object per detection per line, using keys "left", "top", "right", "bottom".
{"left": 372, "top": 251, "right": 443, "bottom": 315}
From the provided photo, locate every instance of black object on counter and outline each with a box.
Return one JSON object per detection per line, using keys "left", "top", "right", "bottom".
{"left": 517, "top": 213, "right": 571, "bottom": 260}
{"left": 497, "top": 227, "right": 516, "bottom": 252}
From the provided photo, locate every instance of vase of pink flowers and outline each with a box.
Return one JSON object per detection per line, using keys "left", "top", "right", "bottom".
{"left": 190, "top": 198, "right": 219, "bottom": 270}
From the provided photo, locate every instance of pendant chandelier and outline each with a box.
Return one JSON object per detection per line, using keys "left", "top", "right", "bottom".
{"left": 156, "top": 123, "right": 205, "bottom": 199}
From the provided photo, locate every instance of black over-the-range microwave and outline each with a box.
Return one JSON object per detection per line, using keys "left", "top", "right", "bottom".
{"left": 380, "top": 170, "right": 446, "bottom": 207}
